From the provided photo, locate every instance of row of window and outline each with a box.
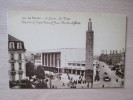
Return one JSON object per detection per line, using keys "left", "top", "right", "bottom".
{"left": 43, "top": 54, "right": 61, "bottom": 67}
{"left": 9, "top": 42, "right": 23, "bottom": 49}
{"left": 68, "top": 63, "right": 85, "bottom": 66}
{"left": 35, "top": 61, "right": 41, "bottom": 63}
{"left": 10, "top": 53, "right": 22, "bottom": 60}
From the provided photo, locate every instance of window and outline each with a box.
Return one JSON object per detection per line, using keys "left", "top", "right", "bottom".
{"left": 68, "top": 63, "right": 71, "bottom": 66}
{"left": 77, "top": 64, "right": 80, "bottom": 66}
{"left": 73, "top": 63, "right": 76, "bottom": 66}
{"left": 19, "top": 63, "right": 22, "bottom": 70}
{"left": 9, "top": 42, "right": 14, "bottom": 49}
{"left": 82, "top": 64, "right": 85, "bottom": 66}
{"left": 11, "top": 63, "right": 15, "bottom": 70}
{"left": 18, "top": 54, "right": 21, "bottom": 60}
{"left": 10, "top": 53, "right": 14, "bottom": 60}
{"left": 17, "top": 43, "right": 22, "bottom": 49}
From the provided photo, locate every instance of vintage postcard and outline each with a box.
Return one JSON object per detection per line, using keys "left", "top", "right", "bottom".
{"left": 8, "top": 11, "right": 126, "bottom": 89}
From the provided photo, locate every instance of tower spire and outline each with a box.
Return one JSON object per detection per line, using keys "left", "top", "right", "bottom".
{"left": 85, "top": 18, "right": 94, "bottom": 88}
{"left": 88, "top": 18, "right": 92, "bottom": 31}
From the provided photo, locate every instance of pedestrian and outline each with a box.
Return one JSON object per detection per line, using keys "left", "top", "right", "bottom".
{"left": 85, "top": 80, "right": 86, "bottom": 84}
{"left": 81, "top": 78, "right": 82, "bottom": 82}
{"left": 102, "top": 84, "right": 104, "bottom": 88}
{"left": 75, "top": 80, "right": 77, "bottom": 84}
{"left": 79, "top": 76, "right": 81, "bottom": 79}
{"left": 52, "top": 85, "right": 54, "bottom": 89}
{"left": 55, "top": 86, "right": 57, "bottom": 89}
{"left": 121, "top": 79, "right": 124, "bottom": 87}
{"left": 87, "top": 83, "right": 89, "bottom": 88}
{"left": 74, "top": 80, "right": 75, "bottom": 84}
{"left": 63, "top": 83, "right": 65, "bottom": 86}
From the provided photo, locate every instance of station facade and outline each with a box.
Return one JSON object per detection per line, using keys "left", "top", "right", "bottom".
{"left": 35, "top": 48, "right": 86, "bottom": 75}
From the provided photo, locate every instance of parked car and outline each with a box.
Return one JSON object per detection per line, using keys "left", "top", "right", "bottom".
{"left": 103, "top": 72, "right": 111, "bottom": 82}
{"left": 111, "top": 67, "right": 116, "bottom": 70}
{"left": 67, "top": 81, "right": 76, "bottom": 88}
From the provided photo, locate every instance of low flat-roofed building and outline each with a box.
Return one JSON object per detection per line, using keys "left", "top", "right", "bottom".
{"left": 37, "top": 48, "right": 86, "bottom": 75}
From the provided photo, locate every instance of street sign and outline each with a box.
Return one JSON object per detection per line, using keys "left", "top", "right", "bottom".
{"left": 85, "top": 69, "right": 93, "bottom": 83}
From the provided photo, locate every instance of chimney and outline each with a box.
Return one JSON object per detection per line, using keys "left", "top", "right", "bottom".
{"left": 113, "top": 50, "right": 114, "bottom": 54}
{"left": 120, "top": 50, "right": 121, "bottom": 54}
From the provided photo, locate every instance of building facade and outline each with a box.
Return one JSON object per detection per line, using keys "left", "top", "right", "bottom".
{"left": 99, "top": 49, "right": 125, "bottom": 66}
{"left": 34, "top": 19, "right": 95, "bottom": 78}
{"left": 8, "top": 34, "right": 26, "bottom": 81}
{"left": 36, "top": 48, "right": 86, "bottom": 75}
{"left": 34, "top": 53, "right": 41, "bottom": 66}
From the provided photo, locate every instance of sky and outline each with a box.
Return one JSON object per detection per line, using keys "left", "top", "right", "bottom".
{"left": 8, "top": 11, "right": 126, "bottom": 56}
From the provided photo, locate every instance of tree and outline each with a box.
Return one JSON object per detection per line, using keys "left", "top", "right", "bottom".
{"left": 36, "top": 66, "right": 45, "bottom": 79}
{"left": 26, "top": 61, "right": 35, "bottom": 79}
{"left": 20, "top": 79, "right": 32, "bottom": 88}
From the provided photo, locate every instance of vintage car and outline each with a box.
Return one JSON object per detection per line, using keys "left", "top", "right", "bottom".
{"left": 103, "top": 72, "right": 111, "bottom": 82}
{"left": 67, "top": 81, "right": 76, "bottom": 88}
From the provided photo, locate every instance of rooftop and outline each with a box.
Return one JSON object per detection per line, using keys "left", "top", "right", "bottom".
{"left": 8, "top": 34, "right": 22, "bottom": 42}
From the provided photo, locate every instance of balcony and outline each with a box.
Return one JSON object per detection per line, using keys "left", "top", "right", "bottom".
{"left": 9, "top": 70, "right": 16, "bottom": 75}
{"left": 18, "top": 70, "right": 23, "bottom": 74}
{"left": 17, "top": 59, "right": 23, "bottom": 63}
{"left": 9, "top": 59, "right": 16, "bottom": 63}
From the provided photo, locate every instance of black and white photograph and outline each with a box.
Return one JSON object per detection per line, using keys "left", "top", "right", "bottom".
{"left": 8, "top": 11, "right": 126, "bottom": 89}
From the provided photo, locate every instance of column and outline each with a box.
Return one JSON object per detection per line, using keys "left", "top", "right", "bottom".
{"left": 51, "top": 54, "right": 53, "bottom": 67}
{"left": 19, "top": 74, "right": 22, "bottom": 81}
{"left": 47, "top": 54, "right": 49, "bottom": 66}
{"left": 45, "top": 54, "right": 47, "bottom": 66}
{"left": 50, "top": 54, "right": 52, "bottom": 67}
{"left": 80, "top": 70, "right": 82, "bottom": 75}
{"left": 49, "top": 54, "right": 51, "bottom": 67}
{"left": 71, "top": 69, "right": 73, "bottom": 74}
{"left": 48, "top": 54, "right": 50, "bottom": 67}
{"left": 43, "top": 54, "right": 45, "bottom": 66}
{"left": 53, "top": 53, "right": 55, "bottom": 67}
{"left": 75, "top": 70, "right": 77, "bottom": 75}
{"left": 57, "top": 54, "right": 59, "bottom": 67}
{"left": 55, "top": 53, "right": 57, "bottom": 67}
{"left": 12, "top": 75, "right": 15, "bottom": 81}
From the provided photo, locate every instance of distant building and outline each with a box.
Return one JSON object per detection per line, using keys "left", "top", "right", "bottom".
{"left": 24, "top": 52, "right": 35, "bottom": 64}
{"left": 99, "top": 50, "right": 125, "bottom": 65}
{"left": 8, "top": 34, "right": 26, "bottom": 81}
{"left": 34, "top": 53, "right": 41, "bottom": 66}
{"left": 99, "top": 49, "right": 125, "bottom": 73}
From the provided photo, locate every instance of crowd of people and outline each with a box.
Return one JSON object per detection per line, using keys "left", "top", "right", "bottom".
{"left": 66, "top": 72, "right": 87, "bottom": 88}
